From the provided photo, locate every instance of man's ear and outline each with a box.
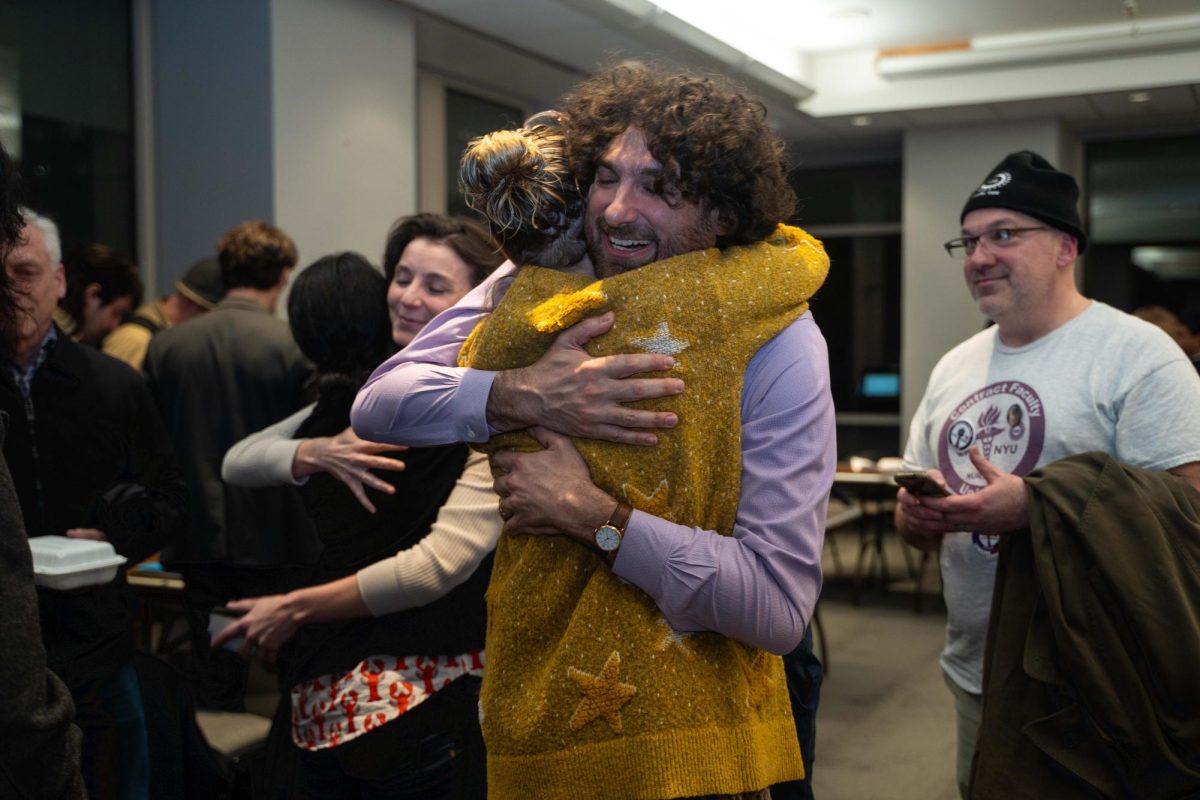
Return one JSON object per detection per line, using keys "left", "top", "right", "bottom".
{"left": 53, "top": 265, "right": 66, "bottom": 300}
{"left": 713, "top": 207, "right": 735, "bottom": 239}
{"left": 1054, "top": 234, "right": 1079, "bottom": 269}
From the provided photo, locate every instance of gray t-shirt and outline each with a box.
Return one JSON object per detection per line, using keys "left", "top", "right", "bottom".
{"left": 903, "top": 301, "right": 1200, "bottom": 694}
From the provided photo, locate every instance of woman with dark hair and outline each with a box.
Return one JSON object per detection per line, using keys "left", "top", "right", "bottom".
{"left": 217, "top": 216, "right": 504, "bottom": 798}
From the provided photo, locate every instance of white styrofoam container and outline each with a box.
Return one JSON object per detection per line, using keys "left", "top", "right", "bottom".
{"left": 28, "top": 535, "right": 128, "bottom": 591}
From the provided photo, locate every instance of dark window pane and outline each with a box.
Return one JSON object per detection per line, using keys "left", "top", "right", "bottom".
{"left": 0, "top": 0, "right": 134, "bottom": 258}
{"left": 444, "top": 88, "right": 521, "bottom": 219}
{"left": 791, "top": 163, "right": 901, "bottom": 227}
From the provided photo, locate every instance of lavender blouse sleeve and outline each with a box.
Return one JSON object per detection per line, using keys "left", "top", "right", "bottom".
{"left": 351, "top": 262, "right": 517, "bottom": 446}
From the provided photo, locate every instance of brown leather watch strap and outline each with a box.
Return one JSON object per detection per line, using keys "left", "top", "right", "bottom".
{"left": 607, "top": 500, "right": 633, "bottom": 533}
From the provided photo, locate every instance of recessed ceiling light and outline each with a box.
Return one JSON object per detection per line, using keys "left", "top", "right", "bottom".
{"left": 851, "top": 115, "right": 872, "bottom": 127}
{"left": 1128, "top": 91, "right": 1152, "bottom": 103}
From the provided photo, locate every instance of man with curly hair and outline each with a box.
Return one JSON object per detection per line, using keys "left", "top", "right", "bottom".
{"left": 354, "top": 63, "right": 834, "bottom": 799}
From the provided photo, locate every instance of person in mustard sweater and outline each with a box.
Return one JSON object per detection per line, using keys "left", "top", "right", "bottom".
{"left": 354, "top": 63, "right": 837, "bottom": 800}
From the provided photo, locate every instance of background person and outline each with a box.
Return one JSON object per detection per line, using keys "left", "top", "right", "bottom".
{"left": 143, "top": 220, "right": 318, "bottom": 712}
{"left": 55, "top": 243, "right": 143, "bottom": 347}
{"left": 0, "top": 134, "right": 85, "bottom": 800}
{"left": 103, "top": 256, "right": 224, "bottom": 370}
{"left": 2, "top": 208, "right": 185, "bottom": 799}
{"left": 895, "top": 151, "right": 1200, "bottom": 798}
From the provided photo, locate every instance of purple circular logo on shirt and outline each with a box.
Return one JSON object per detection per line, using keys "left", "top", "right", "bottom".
{"left": 936, "top": 380, "right": 1045, "bottom": 497}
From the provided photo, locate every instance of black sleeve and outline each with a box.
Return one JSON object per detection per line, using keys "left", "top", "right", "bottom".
{"left": 94, "top": 378, "right": 188, "bottom": 565}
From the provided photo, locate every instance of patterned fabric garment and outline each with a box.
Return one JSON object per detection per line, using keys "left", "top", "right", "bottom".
{"left": 460, "top": 225, "right": 830, "bottom": 800}
{"left": 291, "top": 650, "right": 485, "bottom": 751}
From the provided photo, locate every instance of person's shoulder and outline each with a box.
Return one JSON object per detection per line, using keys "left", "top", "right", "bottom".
{"left": 75, "top": 340, "right": 143, "bottom": 380}
{"left": 57, "top": 337, "right": 147, "bottom": 395}
{"left": 744, "top": 312, "right": 831, "bottom": 408}
{"left": 751, "top": 312, "right": 829, "bottom": 375}
{"left": 927, "top": 325, "right": 995, "bottom": 375}
{"left": 1084, "top": 302, "right": 1187, "bottom": 363}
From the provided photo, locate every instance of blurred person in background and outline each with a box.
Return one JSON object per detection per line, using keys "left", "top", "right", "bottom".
{"left": 144, "top": 220, "right": 318, "bottom": 713}
{"left": 2, "top": 207, "right": 184, "bottom": 799}
{"left": 104, "top": 256, "right": 224, "bottom": 370}
{"left": 0, "top": 135, "right": 85, "bottom": 800}
{"left": 56, "top": 243, "right": 143, "bottom": 347}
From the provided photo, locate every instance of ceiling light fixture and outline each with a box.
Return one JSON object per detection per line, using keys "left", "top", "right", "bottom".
{"left": 1128, "top": 90, "right": 1152, "bottom": 103}
{"left": 876, "top": 13, "right": 1200, "bottom": 78}
{"left": 850, "top": 115, "right": 872, "bottom": 127}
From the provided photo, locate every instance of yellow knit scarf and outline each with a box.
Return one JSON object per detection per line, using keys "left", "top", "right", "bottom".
{"left": 460, "top": 224, "right": 829, "bottom": 799}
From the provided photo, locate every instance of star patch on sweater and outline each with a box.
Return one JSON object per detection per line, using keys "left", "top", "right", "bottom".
{"left": 567, "top": 650, "right": 637, "bottom": 733}
{"left": 623, "top": 479, "right": 672, "bottom": 521}
{"left": 630, "top": 320, "right": 689, "bottom": 359}
{"left": 655, "top": 617, "right": 694, "bottom": 656}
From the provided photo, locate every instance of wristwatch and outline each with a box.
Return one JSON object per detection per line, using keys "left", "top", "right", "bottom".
{"left": 594, "top": 501, "right": 633, "bottom": 555}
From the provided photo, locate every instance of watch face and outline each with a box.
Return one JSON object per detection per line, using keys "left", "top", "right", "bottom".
{"left": 595, "top": 524, "right": 622, "bottom": 552}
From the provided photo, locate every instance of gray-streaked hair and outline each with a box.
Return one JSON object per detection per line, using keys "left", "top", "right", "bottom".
{"left": 19, "top": 207, "right": 62, "bottom": 264}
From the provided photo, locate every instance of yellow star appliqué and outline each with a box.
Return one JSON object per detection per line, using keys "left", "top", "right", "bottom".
{"left": 623, "top": 479, "right": 672, "bottom": 521}
{"left": 567, "top": 650, "right": 637, "bottom": 733}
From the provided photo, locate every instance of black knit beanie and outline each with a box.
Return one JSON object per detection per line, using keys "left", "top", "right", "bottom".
{"left": 960, "top": 150, "right": 1088, "bottom": 253}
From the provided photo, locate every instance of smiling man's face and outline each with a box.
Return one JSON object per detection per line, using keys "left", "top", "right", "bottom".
{"left": 584, "top": 127, "right": 722, "bottom": 278}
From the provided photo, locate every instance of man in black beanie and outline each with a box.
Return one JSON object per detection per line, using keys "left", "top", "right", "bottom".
{"left": 894, "top": 151, "right": 1200, "bottom": 798}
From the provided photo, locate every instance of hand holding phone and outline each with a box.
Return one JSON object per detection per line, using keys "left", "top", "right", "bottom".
{"left": 208, "top": 606, "right": 247, "bottom": 653}
{"left": 893, "top": 470, "right": 951, "bottom": 498}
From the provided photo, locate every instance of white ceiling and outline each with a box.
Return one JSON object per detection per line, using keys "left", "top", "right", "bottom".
{"left": 404, "top": 0, "right": 1200, "bottom": 144}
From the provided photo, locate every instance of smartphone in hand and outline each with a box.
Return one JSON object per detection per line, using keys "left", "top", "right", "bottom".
{"left": 208, "top": 606, "right": 246, "bottom": 652}
{"left": 893, "top": 471, "right": 951, "bottom": 498}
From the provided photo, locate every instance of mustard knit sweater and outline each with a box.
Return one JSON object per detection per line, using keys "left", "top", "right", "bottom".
{"left": 460, "top": 225, "right": 830, "bottom": 799}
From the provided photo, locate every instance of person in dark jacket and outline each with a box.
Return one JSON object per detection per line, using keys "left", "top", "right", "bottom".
{"left": 2, "top": 207, "right": 185, "bottom": 798}
{"left": 143, "top": 220, "right": 318, "bottom": 711}
{"left": 0, "top": 136, "right": 85, "bottom": 800}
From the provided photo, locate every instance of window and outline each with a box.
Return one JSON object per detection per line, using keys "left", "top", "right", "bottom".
{"left": 0, "top": 0, "right": 135, "bottom": 258}
{"left": 792, "top": 161, "right": 902, "bottom": 459}
{"left": 1084, "top": 135, "right": 1200, "bottom": 335}
{"left": 443, "top": 88, "right": 521, "bottom": 219}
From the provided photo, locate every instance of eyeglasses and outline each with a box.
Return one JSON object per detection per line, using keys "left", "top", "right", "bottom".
{"left": 943, "top": 227, "right": 1050, "bottom": 258}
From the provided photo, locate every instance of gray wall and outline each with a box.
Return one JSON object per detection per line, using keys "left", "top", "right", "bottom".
{"left": 148, "top": 0, "right": 419, "bottom": 293}
{"left": 271, "top": 0, "right": 417, "bottom": 270}
{"left": 900, "top": 120, "right": 1065, "bottom": 444}
{"left": 152, "top": 0, "right": 275, "bottom": 287}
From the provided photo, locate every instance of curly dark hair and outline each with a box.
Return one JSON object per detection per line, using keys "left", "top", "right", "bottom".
{"left": 561, "top": 62, "right": 794, "bottom": 247}
{"left": 217, "top": 220, "right": 298, "bottom": 290}
{"left": 381, "top": 213, "right": 504, "bottom": 286}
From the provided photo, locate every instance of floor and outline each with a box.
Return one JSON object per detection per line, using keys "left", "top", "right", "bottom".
{"left": 810, "top": 529, "right": 959, "bottom": 800}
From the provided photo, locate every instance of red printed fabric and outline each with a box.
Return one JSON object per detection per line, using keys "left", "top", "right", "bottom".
{"left": 290, "top": 650, "right": 485, "bottom": 750}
